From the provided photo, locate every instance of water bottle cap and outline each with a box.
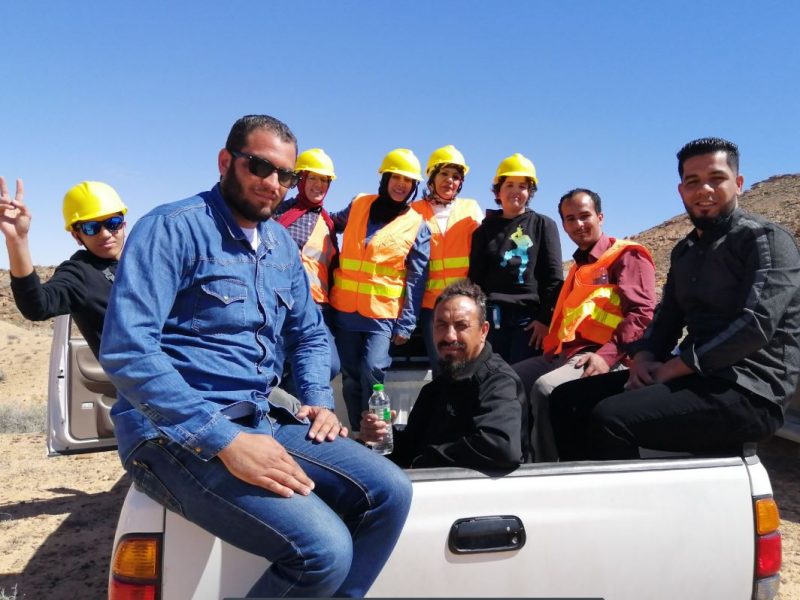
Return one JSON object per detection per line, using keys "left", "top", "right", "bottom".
{"left": 372, "top": 384, "right": 385, "bottom": 391}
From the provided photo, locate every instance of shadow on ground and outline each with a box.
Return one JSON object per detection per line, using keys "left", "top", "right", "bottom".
{"left": 0, "top": 474, "right": 130, "bottom": 598}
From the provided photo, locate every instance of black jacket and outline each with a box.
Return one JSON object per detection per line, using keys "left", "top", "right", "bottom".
{"left": 390, "top": 342, "right": 526, "bottom": 471}
{"left": 10, "top": 249, "right": 116, "bottom": 358}
{"left": 634, "top": 208, "right": 800, "bottom": 411}
{"left": 468, "top": 208, "right": 563, "bottom": 325}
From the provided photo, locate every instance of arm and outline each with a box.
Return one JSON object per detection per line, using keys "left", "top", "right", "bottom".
{"left": 532, "top": 216, "right": 563, "bottom": 325}
{"left": 2, "top": 177, "right": 90, "bottom": 320}
{"left": 328, "top": 200, "right": 353, "bottom": 233}
{"left": 392, "top": 222, "right": 431, "bottom": 342}
{"left": 100, "top": 214, "right": 244, "bottom": 461}
{"left": 467, "top": 226, "right": 487, "bottom": 289}
{"left": 414, "top": 371, "right": 523, "bottom": 470}
{"left": 594, "top": 249, "right": 657, "bottom": 367}
{"left": 681, "top": 227, "right": 800, "bottom": 373}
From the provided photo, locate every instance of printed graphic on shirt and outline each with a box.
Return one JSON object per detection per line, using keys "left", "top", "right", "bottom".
{"left": 500, "top": 226, "right": 533, "bottom": 284}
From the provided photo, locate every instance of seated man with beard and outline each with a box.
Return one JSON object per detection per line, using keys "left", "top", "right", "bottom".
{"left": 360, "top": 279, "right": 526, "bottom": 470}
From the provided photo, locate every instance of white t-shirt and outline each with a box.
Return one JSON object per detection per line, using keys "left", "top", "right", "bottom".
{"left": 239, "top": 225, "right": 260, "bottom": 251}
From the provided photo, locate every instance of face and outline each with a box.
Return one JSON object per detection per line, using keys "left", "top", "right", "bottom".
{"left": 561, "top": 192, "right": 604, "bottom": 251}
{"left": 434, "top": 295, "right": 489, "bottom": 373}
{"left": 433, "top": 166, "right": 463, "bottom": 201}
{"left": 497, "top": 176, "right": 531, "bottom": 217}
{"left": 304, "top": 173, "right": 331, "bottom": 205}
{"left": 71, "top": 212, "right": 126, "bottom": 260}
{"left": 678, "top": 151, "right": 743, "bottom": 233}
{"left": 387, "top": 173, "right": 415, "bottom": 203}
{"left": 218, "top": 128, "right": 297, "bottom": 227}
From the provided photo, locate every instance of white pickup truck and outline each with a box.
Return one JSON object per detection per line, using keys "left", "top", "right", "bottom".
{"left": 47, "top": 314, "right": 792, "bottom": 600}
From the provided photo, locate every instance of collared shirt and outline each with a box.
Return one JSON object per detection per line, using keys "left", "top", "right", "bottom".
{"left": 635, "top": 207, "right": 800, "bottom": 409}
{"left": 562, "top": 234, "right": 657, "bottom": 366}
{"left": 100, "top": 184, "right": 333, "bottom": 463}
{"left": 274, "top": 196, "right": 349, "bottom": 250}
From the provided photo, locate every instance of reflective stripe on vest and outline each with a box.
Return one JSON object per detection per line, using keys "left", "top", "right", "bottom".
{"left": 543, "top": 239, "right": 654, "bottom": 355}
{"left": 411, "top": 198, "right": 482, "bottom": 308}
{"left": 329, "top": 194, "right": 423, "bottom": 319}
{"left": 300, "top": 214, "right": 337, "bottom": 304}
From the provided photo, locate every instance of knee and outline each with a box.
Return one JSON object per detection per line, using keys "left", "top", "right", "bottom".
{"left": 300, "top": 533, "right": 353, "bottom": 594}
{"left": 371, "top": 461, "right": 413, "bottom": 517}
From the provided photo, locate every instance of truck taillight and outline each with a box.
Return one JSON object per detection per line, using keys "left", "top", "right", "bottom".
{"left": 756, "top": 532, "right": 782, "bottom": 578}
{"left": 753, "top": 495, "right": 781, "bottom": 600}
{"left": 109, "top": 534, "right": 162, "bottom": 600}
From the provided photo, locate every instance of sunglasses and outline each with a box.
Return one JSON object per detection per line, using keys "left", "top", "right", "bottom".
{"left": 229, "top": 150, "right": 299, "bottom": 189}
{"left": 74, "top": 215, "right": 125, "bottom": 236}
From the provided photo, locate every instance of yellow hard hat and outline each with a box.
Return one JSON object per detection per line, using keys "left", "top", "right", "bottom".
{"left": 426, "top": 144, "right": 469, "bottom": 176}
{"left": 62, "top": 181, "right": 128, "bottom": 231}
{"left": 294, "top": 148, "right": 336, "bottom": 180}
{"left": 494, "top": 153, "right": 538, "bottom": 186}
{"left": 378, "top": 148, "right": 422, "bottom": 181}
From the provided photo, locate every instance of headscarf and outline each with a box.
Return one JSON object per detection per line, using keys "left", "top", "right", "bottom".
{"left": 276, "top": 172, "right": 335, "bottom": 232}
{"left": 368, "top": 173, "right": 418, "bottom": 225}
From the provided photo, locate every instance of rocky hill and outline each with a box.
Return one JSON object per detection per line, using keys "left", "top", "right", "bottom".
{"left": 1, "top": 174, "right": 798, "bottom": 327}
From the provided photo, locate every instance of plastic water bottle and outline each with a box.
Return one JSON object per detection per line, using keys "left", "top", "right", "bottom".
{"left": 368, "top": 383, "right": 394, "bottom": 455}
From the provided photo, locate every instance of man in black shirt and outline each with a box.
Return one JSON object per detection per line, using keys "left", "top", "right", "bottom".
{"left": 0, "top": 178, "right": 127, "bottom": 358}
{"left": 550, "top": 137, "right": 800, "bottom": 460}
{"left": 360, "top": 279, "right": 525, "bottom": 470}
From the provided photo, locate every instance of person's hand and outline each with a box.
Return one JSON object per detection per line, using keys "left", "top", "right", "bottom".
{"left": 216, "top": 432, "right": 314, "bottom": 498}
{"left": 525, "top": 320, "right": 549, "bottom": 349}
{"left": 575, "top": 352, "right": 611, "bottom": 378}
{"left": 359, "top": 409, "right": 396, "bottom": 443}
{"left": 626, "top": 352, "right": 662, "bottom": 390}
{"left": 294, "top": 405, "right": 348, "bottom": 441}
{"left": 0, "top": 177, "right": 30, "bottom": 241}
{"left": 653, "top": 356, "right": 693, "bottom": 384}
{"left": 391, "top": 333, "right": 409, "bottom": 345}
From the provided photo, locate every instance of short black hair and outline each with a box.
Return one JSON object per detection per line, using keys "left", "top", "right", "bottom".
{"left": 491, "top": 176, "right": 537, "bottom": 206}
{"left": 434, "top": 279, "right": 487, "bottom": 325}
{"left": 558, "top": 188, "right": 602, "bottom": 219}
{"left": 225, "top": 115, "right": 297, "bottom": 154}
{"left": 677, "top": 137, "right": 739, "bottom": 178}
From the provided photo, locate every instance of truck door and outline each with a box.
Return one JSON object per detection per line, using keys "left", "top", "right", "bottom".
{"left": 47, "top": 314, "right": 117, "bottom": 455}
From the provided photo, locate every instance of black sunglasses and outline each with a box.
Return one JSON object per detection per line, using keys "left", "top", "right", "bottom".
{"left": 228, "top": 150, "right": 299, "bottom": 189}
{"left": 74, "top": 215, "right": 125, "bottom": 236}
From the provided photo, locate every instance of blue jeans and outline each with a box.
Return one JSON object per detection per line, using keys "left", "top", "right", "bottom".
{"left": 126, "top": 419, "right": 412, "bottom": 597}
{"left": 335, "top": 328, "right": 392, "bottom": 431}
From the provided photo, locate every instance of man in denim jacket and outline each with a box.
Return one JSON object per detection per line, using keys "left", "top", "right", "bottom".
{"left": 100, "top": 115, "right": 412, "bottom": 598}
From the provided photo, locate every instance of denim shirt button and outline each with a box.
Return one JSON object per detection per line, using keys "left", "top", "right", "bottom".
{"left": 194, "top": 447, "right": 202, "bottom": 453}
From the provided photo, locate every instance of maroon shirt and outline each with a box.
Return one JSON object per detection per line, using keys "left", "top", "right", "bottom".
{"left": 560, "top": 234, "right": 657, "bottom": 366}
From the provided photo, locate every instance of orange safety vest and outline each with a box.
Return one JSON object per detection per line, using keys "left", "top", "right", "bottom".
{"left": 329, "top": 194, "right": 424, "bottom": 319}
{"left": 300, "top": 213, "right": 337, "bottom": 304}
{"left": 411, "top": 197, "right": 483, "bottom": 309}
{"left": 542, "top": 239, "right": 654, "bottom": 355}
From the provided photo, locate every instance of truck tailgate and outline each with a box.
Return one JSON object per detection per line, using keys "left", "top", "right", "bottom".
{"left": 368, "top": 457, "right": 756, "bottom": 599}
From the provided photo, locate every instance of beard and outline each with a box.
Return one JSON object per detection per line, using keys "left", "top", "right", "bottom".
{"left": 685, "top": 200, "right": 737, "bottom": 233}
{"left": 437, "top": 342, "right": 469, "bottom": 377}
{"left": 221, "top": 170, "right": 277, "bottom": 223}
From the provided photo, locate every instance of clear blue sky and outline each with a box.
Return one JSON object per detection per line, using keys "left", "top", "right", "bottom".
{"left": 1, "top": 0, "right": 798, "bottom": 268}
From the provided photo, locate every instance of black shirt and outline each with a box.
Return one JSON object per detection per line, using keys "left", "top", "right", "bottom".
{"left": 635, "top": 208, "right": 800, "bottom": 410}
{"left": 468, "top": 208, "right": 563, "bottom": 324}
{"left": 10, "top": 249, "right": 117, "bottom": 358}
{"left": 390, "top": 342, "right": 526, "bottom": 471}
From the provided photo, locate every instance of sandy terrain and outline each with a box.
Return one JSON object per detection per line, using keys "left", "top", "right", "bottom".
{"left": 0, "top": 319, "right": 798, "bottom": 599}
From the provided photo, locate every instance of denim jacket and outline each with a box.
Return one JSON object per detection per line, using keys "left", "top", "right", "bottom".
{"left": 100, "top": 184, "right": 333, "bottom": 463}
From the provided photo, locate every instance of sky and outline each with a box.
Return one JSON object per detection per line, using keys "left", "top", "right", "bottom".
{"left": 1, "top": 0, "right": 798, "bottom": 269}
